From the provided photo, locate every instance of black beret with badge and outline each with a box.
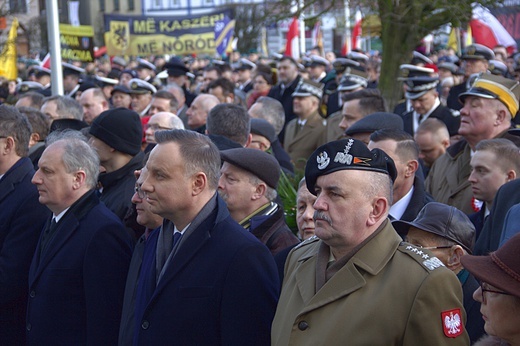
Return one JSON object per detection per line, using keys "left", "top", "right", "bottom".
{"left": 305, "top": 138, "right": 397, "bottom": 195}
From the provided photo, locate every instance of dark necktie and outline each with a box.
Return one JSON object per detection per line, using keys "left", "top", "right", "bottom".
{"left": 172, "top": 231, "right": 183, "bottom": 249}
{"left": 40, "top": 218, "right": 58, "bottom": 256}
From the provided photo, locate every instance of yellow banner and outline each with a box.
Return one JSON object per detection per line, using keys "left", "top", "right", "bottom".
{"left": 0, "top": 18, "right": 19, "bottom": 80}
{"left": 59, "top": 24, "right": 95, "bottom": 62}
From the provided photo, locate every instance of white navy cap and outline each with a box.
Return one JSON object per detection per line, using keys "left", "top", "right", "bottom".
{"left": 128, "top": 78, "right": 157, "bottom": 94}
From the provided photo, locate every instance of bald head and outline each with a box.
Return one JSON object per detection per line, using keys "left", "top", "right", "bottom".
{"left": 186, "top": 94, "right": 220, "bottom": 129}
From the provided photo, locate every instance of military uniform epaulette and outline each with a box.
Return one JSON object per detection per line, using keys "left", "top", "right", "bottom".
{"left": 294, "top": 235, "right": 319, "bottom": 250}
{"left": 398, "top": 242, "right": 445, "bottom": 272}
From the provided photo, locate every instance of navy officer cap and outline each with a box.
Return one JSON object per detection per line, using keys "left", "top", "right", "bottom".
{"left": 220, "top": 148, "right": 280, "bottom": 189}
{"left": 305, "top": 138, "right": 397, "bottom": 195}
{"left": 128, "top": 78, "right": 157, "bottom": 94}
{"left": 462, "top": 44, "right": 495, "bottom": 61}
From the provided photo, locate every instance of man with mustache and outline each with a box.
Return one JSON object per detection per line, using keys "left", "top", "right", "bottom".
{"left": 272, "top": 138, "right": 469, "bottom": 345}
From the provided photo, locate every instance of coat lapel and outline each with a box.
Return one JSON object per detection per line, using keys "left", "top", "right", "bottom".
{"left": 287, "top": 113, "right": 323, "bottom": 150}
{"left": 29, "top": 215, "right": 79, "bottom": 286}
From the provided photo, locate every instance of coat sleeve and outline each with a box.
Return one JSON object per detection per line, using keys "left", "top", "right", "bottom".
{"left": 0, "top": 192, "right": 49, "bottom": 304}
{"left": 220, "top": 241, "right": 280, "bottom": 346}
{"left": 403, "top": 268, "right": 470, "bottom": 346}
{"left": 83, "top": 222, "right": 133, "bottom": 346}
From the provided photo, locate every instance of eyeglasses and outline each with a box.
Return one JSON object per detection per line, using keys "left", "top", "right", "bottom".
{"left": 412, "top": 245, "right": 453, "bottom": 250}
{"left": 147, "top": 124, "right": 172, "bottom": 131}
{"left": 134, "top": 184, "right": 146, "bottom": 199}
{"left": 479, "top": 282, "right": 513, "bottom": 304}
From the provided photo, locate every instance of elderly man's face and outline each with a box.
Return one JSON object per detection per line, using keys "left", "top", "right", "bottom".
{"left": 149, "top": 97, "right": 174, "bottom": 116}
{"left": 112, "top": 92, "right": 132, "bottom": 109}
{"left": 31, "top": 142, "right": 77, "bottom": 214}
{"left": 296, "top": 184, "right": 317, "bottom": 240}
{"left": 312, "top": 169, "right": 375, "bottom": 249}
{"left": 131, "top": 93, "right": 153, "bottom": 114}
{"left": 459, "top": 96, "right": 497, "bottom": 140}
{"left": 218, "top": 162, "right": 257, "bottom": 218}
{"left": 145, "top": 113, "right": 173, "bottom": 144}
{"left": 186, "top": 97, "right": 208, "bottom": 129}
{"left": 131, "top": 168, "right": 163, "bottom": 229}
{"left": 405, "top": 227, "right": 451, "bottom": 265}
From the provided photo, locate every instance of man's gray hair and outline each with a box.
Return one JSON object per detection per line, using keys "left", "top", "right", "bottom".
{"left": 154, "top": 130, "right": 221, "bottom": 190}
{"left": 46, "top": 130, "right": 100, "bottom": 189}
{"left": 43, "top": 95, "right": 83, "bottom": 120}
{"left": 249, "top": 175, "right": 278, "bottom": 201}
{"left": 364, "top": 171, "right": 393, "bottom": 206}
{"left": 206, "top": 104, "right": 250, "bottom": 146}
{"left": 253, "top": 97, "right": 285, "bottom": 135}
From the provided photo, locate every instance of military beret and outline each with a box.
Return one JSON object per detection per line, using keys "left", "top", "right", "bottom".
{"left": 220, "top": 148, "right": 281, "bottom": 189}
{"left": 460, "top": 73, "right": 520, "bottom": 118}
{"left": 136, "top": 58, "right": 156, "bottom": 71}
{"left": 292, "top": 79, "right": 324, "bottom": 100}
{"left": 128, "top": 78, "right": 157, "bottom": 94}
{"left": 250, "top": 118, "right": 277, "bottom": 144}
{"left": 345, "top": 112, "right": 404, "bottom": 136}
{"left": 17, "top": 81, "right": 44, "bottom": 94}
{"left": 462, "top": 44, "right": 495, "bottom": 61}
{"left": 305, "top": 138, "right": 397, "bottom": 195}
{"left": 393, "top": 202, "right": 476, "bottom": 254}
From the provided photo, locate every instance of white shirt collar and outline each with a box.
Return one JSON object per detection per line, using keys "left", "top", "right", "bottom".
{"left": 389, "top": 185, "right": 414, "bottom": 220}
{"left": 54, "top": 207, "right": 70, "bottom": 223}
{"left": 412, "top": 98, "right": 440, "bottom": 133}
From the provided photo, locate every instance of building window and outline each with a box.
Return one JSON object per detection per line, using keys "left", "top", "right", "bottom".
{"left": 169, "top": 0, "right": 180, "bottom": 8}
{"left": 128, "top": 0, "right": 135, "bottom": 11}
{"left": 99, "top": 0, "right": 105, "bottom": 12}
{"left": 9, "top": 0, "right": 27, "bottom": 13}
{"left": 114, "top": 0, "right": 120, "bottom": 11}
{"left": 204, "top": 0, "right": 214, "bottom": 5}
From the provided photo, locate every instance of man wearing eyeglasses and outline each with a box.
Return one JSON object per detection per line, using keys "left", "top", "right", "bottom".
{"left": 393, "top": 202, "right": 485, "bottom": 343}
{"left": 144, "top": 112, "right": 184, "bottom": 153}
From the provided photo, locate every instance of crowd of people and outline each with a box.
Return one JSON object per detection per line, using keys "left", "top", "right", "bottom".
{"left": 1, "top": 43, "right": 520, "bottom": 345}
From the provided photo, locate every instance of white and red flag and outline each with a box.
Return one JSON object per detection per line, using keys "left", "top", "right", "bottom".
{"left": 470, "top": 3, "right": 517, "bottom": 53}
{"left": 351, "top": 10, "right": 363, "bottom": 51}
{"left": 285, "top": 17, "right": 300, "bottom": 60}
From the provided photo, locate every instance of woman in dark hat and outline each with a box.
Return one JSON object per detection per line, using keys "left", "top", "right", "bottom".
{"left": 461, "top": 233, "right": 520, "bottom": 346}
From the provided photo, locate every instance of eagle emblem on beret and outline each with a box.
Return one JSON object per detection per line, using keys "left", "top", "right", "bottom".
{"left": 317, "top": 151, "right": 330, "bottom": 170}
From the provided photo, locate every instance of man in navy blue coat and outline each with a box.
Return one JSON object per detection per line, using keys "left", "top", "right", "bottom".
{"left": 123, "top": 129, "right": 279, "bottom": 345}
{"left": 0, "top": 106, "right": 50, "bottom": 345}
{"left": 27, "top": 131, "right": 133, "bottom": 345}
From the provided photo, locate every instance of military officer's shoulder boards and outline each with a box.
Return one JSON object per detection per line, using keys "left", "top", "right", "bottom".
{"left": 398, "top": 241, "right": 445, "bottom": 272}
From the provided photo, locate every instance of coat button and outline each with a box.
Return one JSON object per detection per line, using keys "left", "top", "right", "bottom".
{"left": 298, "top": 321, "right": 309, "bottom": 331}
{"left": 26, "top": 323, "right": 31, "bottom": 331}
{"left": 29, "top": 291, "right": 35, "bottom": 298}
{"left": 141, "top": 320, "right": 149, "bottom": 330}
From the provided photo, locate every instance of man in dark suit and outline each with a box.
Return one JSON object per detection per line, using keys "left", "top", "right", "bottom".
{"left": 123, "top": 130, "right": 279, "bottom": 345}
{"left": 393, "top": 202, "right": 485, "bottom": 343}
{"left": 268, "top": 56, "right": 302, "bottom": 143}
{"left": 399, "top": 64, "right": 460, "bottom": 138}
{"left": 368, "top": 129, "right": 433, "bottom": 222}
{"left": 0, "top": 106, "right": 50, "bottom": 345}
{"left": 27, "top": 131, "right": 133, "bottom": 345}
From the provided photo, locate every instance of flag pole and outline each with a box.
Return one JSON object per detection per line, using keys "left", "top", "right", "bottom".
{"left": 344, "top": 0, "right": 351, "bottom": 55}
{"left": 46, "top": 0, "right": 63, "bottom": 95}
{"left": 298, "top": 0, "right": 305, "bottom": 56}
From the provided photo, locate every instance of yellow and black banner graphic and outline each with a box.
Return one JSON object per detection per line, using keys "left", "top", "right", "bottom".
{"left": 104, "top": 10, "right": 232, "bottom": 56}
{"left": 59, "top": 24, "right": 95, "bottom": 62}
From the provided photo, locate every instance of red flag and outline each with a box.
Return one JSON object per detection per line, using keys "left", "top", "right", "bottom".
{"left": 41, "top": 53, "right": 51, "bottom": 69}
{"left": 341, "top": 34, "right": 348, "bottom": 56}
{"left": 470, "top": 4, "right": 516, "bottom": 52}
{"left": 351, "top": 11, "right": 362, "bottom": 51}
{"left": 285, "top": 17, "right": 300, "bottom": 60}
